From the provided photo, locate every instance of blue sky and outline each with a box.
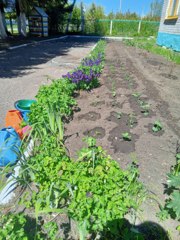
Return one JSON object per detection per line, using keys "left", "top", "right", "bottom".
{"left": 76, "top": 0, "right": 153, "bottom": 16}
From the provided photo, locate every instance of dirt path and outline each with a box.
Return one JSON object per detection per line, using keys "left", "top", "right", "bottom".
{"left": 0, "top": 37, "right": 97, "bottom": 128}
{"left": 65, "top": 41, "right": 180, "bottom": 238}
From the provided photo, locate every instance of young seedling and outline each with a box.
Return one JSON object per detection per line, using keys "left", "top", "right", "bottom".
{"left": 122, "top": 132, "right": 132, "bottom": 141}
{"left": 124, "top": 74, "right": 130, "bottom": 82}
{"left": 139, "top": 100, "right": 150, "bottom": 116}
{"left": 111, "top": 82, "right": 116, "bottom": 97}
{"left": 117, "top": 112, "right": 122, "bottom": 119}
{"left": 128, "top": 114, "right": 137, "bottom": 128}
{"left": 132, "top": 92, "right": 141, "bottom": 98}
{"left": 152, "top": 120, "right": 163, "bottom": 132}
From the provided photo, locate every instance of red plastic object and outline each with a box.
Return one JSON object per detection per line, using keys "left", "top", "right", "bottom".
{"left": 5, "top": 110, "right": 23, "bottom": 139}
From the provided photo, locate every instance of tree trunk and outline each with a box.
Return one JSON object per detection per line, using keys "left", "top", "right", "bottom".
{"left": 20, "top": 12, "right": 27, "bottom": 36}
{"left": 0, "top": 10, "right": 7, "bottom": 39}
{"left": 66, "top": 0, "right": 76, "bottom": 33}
{"left": 16, "top": 0, "right": 27, "bottom": 37}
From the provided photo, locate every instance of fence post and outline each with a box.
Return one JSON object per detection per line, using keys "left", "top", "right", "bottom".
{"left": 138, "top": 20, "right": 142, "bottom": 34}
{"left": 110, "top": 20, "right": 113, "bottom": 35}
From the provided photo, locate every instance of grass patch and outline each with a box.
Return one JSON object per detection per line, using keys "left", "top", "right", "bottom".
{"left": 124, "top": 37, "right": 180, "bottom": 64}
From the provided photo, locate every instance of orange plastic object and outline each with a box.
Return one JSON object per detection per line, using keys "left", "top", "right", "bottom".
{"left": 5, "top": 110, "right": 23, "bottom": 139}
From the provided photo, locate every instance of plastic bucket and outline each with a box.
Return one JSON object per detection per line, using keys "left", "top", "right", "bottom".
{"left": 5, "top": 110, "right": 23, "bottom": 139}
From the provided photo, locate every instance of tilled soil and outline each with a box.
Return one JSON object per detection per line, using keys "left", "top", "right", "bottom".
{"left": 65, "top": 41, "right": 180, "bottom": 239}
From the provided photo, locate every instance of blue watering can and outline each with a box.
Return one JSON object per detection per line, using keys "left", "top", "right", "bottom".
{"left": 0, "top": 127, "right": 21, "bottom": 167}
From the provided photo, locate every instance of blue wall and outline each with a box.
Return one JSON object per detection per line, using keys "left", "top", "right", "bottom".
{"left": 157, "top": 32, "right": 180, "bottom": 52}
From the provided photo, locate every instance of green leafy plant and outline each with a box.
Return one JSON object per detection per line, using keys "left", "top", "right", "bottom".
{"left": 138, "top": 100, "right": 150, "bottom": 116}
{"left": 0, "top": 212, "right": 59, "bottom": 240}
{"left": 157, "top": 149, "right": 180, "bottom": 227}
{"left": 111, "top": 82, "right": 116, "bottom": 97}
{"left": 128, "top": 114, "right": 137, "bottom": 128}
{"left": 66, "top": 138, "right": 144, "bottom": 238}
{"left": 117, "top": 112, "right": 122, "bottom": 119}
{"left": 152, "top": 120, "right": 163, "bottom": 132}
{"left": 132, "top": 92, "right": 141, "bottom": 98}
{"left": 122, "top": 132, "right": 132, "bottom": 141}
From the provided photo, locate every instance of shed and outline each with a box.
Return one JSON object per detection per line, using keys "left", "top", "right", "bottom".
{"left": 29, "top": 7, "right": 48, "bottom": 37}
{"left": 157, "top": 0, "right": 180, "bottom": 51}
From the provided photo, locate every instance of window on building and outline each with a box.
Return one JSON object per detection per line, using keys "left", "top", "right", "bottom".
{"left": 167, "top": 0, "right": 179, "bottom": 19}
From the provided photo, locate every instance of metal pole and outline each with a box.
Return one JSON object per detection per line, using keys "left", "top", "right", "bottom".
{"left": 110, "top": 20, "right": 113, "bottom": 35}
{"left": 120, "top": 0, "right": 122, "bottom": 13}
{"left": 138, "top": 20, "right": 142, "bottom": 34}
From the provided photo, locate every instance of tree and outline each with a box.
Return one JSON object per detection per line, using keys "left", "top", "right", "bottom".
{"left": 66, "top": 0, "right": 76, "bottom": 33}
{"left": 150, "top": 0, "right": 163, "bottom": 17}
{"left": 71, "top": 4, "right": 81, "bottom": 32}
{"left": 0, "top": 0, "right": 7, "bottom": 38}
{"left": 108, "top": 11, "right": 115, "bottom": 20}
{"left": 85, "top": 3, "right": 105, "bottom": 35}
{"left": 15, "top": 0, "right": 29, "bottom": 37}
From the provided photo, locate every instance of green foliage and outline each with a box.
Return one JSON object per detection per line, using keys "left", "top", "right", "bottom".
{"left": 1, "top": 40, "right": 145, "bottom": 239}
{"left": 117, "top": 112, "right": 122, "bottom": 119}
{"left": 128, "top": 114, "right": 137, "bottom": 128}
{"left": 63, "top": 40, "right": 106, "bottom": 90}
{"left": 158, "top": 150, "right": 180, "bottom": 224}
{"left": 132, "top": 92, "right": 141, "bottom": 98}
{"left": 152, "top": 120, "right": 163, "bottom": 132}
{"left": 122, "top": 132, "right": 132, "bottom": 141}
{"left": 0, "top": 212, "right": 59, "bottom": 240}
{"left": 166, "top": 190, "right": 180, "bottom": 219}
{"left": 0, "top": 212, "right": 28, "bottom": 240}
{"left": 124, "top": 38, "right": 180, "bottom": 64}
{"left": 65, "top": 138, "right": 144, "bottom": 236}
{"left": 29, "top": 78, "right": 76, "bottom": 136}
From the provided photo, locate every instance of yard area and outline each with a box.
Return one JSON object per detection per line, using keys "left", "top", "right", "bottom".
{"left": 0, "top": 37, "right": 180, "bottom": 239}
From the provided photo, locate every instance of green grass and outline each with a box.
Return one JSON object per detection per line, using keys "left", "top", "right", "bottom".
{"left": 124, "top": 37, "right": 180, "bottom": 64}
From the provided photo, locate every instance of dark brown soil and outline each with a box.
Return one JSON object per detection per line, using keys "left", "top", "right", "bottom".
{"left": 65, "top": 41, "right": 180, "bottom": 239}
{"left": 78, "top": 111, "right": 101, "bottom": 121}
{"left": 108, "top": 126, "right": 138, "bottom": 153}
{"left": 160, "top": 73, "right": 178, "bottom": 80}
{"left": 83, "top": 127, "right": 106, "bottom": 139}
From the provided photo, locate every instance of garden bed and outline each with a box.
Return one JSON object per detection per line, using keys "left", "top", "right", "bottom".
{"left": 0, "top": 39, "right": 180, "bottom": 239}
{"left": 65, "top": 41, "right": 180, "bottom": 238}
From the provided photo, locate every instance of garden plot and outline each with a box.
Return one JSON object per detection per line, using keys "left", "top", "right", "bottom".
{"left": 65, "top": 41, "right": 180, "bottom": 238}
{"left": 1, "top": 39, "right": 179, "bottom": 240}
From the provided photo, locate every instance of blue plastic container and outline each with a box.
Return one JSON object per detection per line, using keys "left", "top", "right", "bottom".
{"left": 0, "top": 127, "right": 21, "bottom": 167}
{"left": 14, "top": 102, "right": 30, "bottom": 122}
{"left": 14, "top": 100, "right": 36, "bottom": 122}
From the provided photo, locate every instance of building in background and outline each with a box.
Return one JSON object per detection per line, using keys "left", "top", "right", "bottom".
{"left": 157, "top": 0, "right": 180, "bottom": 51}
{"left": 29, "top": 7, "right": 48, "bottom": 37}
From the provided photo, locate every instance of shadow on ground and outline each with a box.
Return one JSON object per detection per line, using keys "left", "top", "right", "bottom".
{"left": 22, "top": 215, "right": 171, "bottom": 240}
{"left": 0, "top": 36, "right": 98, "bottom": 78}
